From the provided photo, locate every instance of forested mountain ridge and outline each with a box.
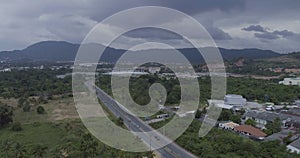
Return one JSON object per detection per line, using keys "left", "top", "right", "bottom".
{"left": 0, "top": 41, "right": 281, "bottom": 64}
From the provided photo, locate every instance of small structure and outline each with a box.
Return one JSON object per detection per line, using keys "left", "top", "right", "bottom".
{"left": 287, "top": 138, "right": 300, "bottom": 154}
{"left": 218, "top": 121, "right": 239, "bottom": 130}
{"left": 234, "top": 125, "right": 267, "bottom": 140}
{"left": 0, "top": 68, "right": 11, "bottom": 72}
{"left": 224, "top": 94, "right": 247, "bottom": 107}
{"left": 295, "top": 100, "right": 300, "bottom": 107}
{"left": 148, "top": 67, "right": 161, "bottom": 74}
{"left": 156, "top": 113, "right": 169, "bottom": 119}
{"left": 279, "top": 78, "right": 300, "bottom": 86}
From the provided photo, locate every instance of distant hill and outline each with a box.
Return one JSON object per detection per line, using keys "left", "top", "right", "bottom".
{"left": 254, "top": 52, "right": 300, "bottom": 68}
{"left": 0, "top": 41, "right": 281, "bottom": 64}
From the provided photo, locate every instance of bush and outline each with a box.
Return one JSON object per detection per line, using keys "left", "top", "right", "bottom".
{"left": 37, "top": 106, "right": 45, "bottom": 114}
{"left": 11, "top": 122, "right": 22, "bottom": 131}
{"left": 22, "top": 104, "right": 31, "bottom": 112}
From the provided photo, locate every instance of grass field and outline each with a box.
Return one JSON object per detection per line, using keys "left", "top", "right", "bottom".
{"left": 13, "top": 97, "right": 78, "bottom": 124}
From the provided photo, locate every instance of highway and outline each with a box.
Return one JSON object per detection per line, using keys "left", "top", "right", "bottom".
{"left": 93, "top": 85, "right": 198, "bottom": 158}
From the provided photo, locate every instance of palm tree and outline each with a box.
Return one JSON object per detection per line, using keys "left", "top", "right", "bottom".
{"left": 31, "top": 144, "right": 48, "bottom": 158}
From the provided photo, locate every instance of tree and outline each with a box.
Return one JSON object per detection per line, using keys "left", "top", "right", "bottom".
{"left": 218, "top": 109, "right": 233, "bottom": 121}
{"left": 195, "top": 108, "right": 207, "bottom": 119}
{"left": 11, "top": 122, "right": 22, "bottom": 131}
{"left": 265, "top": 117, "right": 281, "bottom": 134}
{"left": 22, "top": 101, "right": 31, "bottom": 112}
{"left": 230, "top": 114, "right": 241, "bottom": 124}
{"left": 31, "top": 144, "right": 48, "bottom": 158}
{"left": 245, "top": 118, "right": 256, "bottom": 126}
{"left": 18, "top": 98, "right": 26, "bottom": 108}
{"left": 37, "top": 106, "right": 45, "bottom": 114}
{"left": 0, "top": 105, "right": 13, "bottom": 128}
{"left": 116, "top": 117, "right": 124, "bottom": 126}
{"left": 80, "top": 133, "right": 98, "bottom": 157}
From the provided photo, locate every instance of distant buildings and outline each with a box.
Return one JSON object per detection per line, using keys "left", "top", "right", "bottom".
{"left": 208, "top": 94, "right": 247, "bottom": 110}
{"left": 243, "top": 110, "right": 300, "bottom": 129}
{"left": 148, "top": 67, "right": 161, "bottom": 74}
{"left": 279, "top": 78, "right": 300, "bottom": 86}
{"left": 0, "top": 68, "right": 11, "bottom": 72}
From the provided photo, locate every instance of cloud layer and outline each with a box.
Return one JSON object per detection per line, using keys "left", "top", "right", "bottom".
{"left": 0, "top": 0, "right": 300, "bottom": 53}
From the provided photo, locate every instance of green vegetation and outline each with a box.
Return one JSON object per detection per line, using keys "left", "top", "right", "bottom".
{"left": 0, "top": 69, "right": 71, "bottom": 99}
{"left": 10, "top": 122, "right": 22, "bottom": 131}
{"left": 174, "top": 120, "right": 298, "bottom": 158}
{"left": 0, "top": 104, "right": 13, "bottom": 128}
{"left": 0, "top": 68, "right": 299, "bottom": 157}
{"left": 37, "top": 106, "right": 45, "bottom": 114}
{"left": 245, "top": 118, "right": 256, "bottom": 126}
{"left": 264, "top": 118, "right": 282, "bottom": 135}
{"left": 0, "top": 121, "right": 155, "bottom": 158}
{"left": 98, "top": 75, "right": 300, "bottom": 106}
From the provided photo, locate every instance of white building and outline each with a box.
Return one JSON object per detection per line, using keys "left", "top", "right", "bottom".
{"left": 218, "top": 121, "right": 239, "bottom": 130}
{"left": 287, "top": 139, "right": 300, "bottom": 154}
{"left": 0, "top": 68, "right": 11, "bottom": 72}
{"left": 224, "top": 94, "right": 247, "bottom": 106}
{"left": 279, "top": 78, "right": 300, "bottom": 86}
{"left": 148, "top": 67, "right": 161, "bottom": 74}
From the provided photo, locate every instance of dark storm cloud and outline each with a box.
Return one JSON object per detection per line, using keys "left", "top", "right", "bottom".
{"left": 242, "top": 25, "right": 267, "bottom": 32}
{"left": 254, "top": 32, "right": 279, "bottom": 40}
{"left": 244, "top": 25, "right": 300, "bottom": 41}
{"left": 206, "top": 27, "right": 232, "bottom": 40}
{"left": 1, "top": 0, "right": 300, "bottom": 53}
{"left": 87, "top": 0, "right": 246, "bottom": 21}
{"left": 124, "top": 28, "right": 183, "bottom": 40}
{"left": 154, "top": 0, "right": 246, "bottom": 15}
{"left": 273, "top": 30, "right": 295, "bottom": 37}
{"left": 123, "top": 26, "right": 232, "bottom": 41}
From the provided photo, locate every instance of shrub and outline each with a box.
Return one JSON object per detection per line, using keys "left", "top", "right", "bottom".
{"left": 11, "top": 122, "right": 22, "bottom": 131}
{"left": 22, "top": 104, "right": 31, "bottom": 112}
{"left": 37, "top": 106, "right": 45, "bottom": 114}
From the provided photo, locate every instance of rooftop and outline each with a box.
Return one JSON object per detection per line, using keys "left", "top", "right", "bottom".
{"left": 288, "top": 138, "right": 300, "bottom": 150}
{"left": 234, "top": 125, "right": 267, "bottom": 138}
{"left": 244, "top": 110, "right": 300, "bottom": 123}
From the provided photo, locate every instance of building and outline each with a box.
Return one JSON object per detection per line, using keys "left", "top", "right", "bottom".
{"left": 224, "top": 94, "right": 247, "bottom": 106}
{"left": 218, "top": 121, "right": 239, "bottom": 130}
{"left": 287, "top": 138, "right": 300, "bottom": 154}
{"left": 243, "top": 110, "right": 300, "bottom": 129}
{"left": 234, "top": 125, "right": 267, "bottom": 140}
{"left": 265, "top": 129, "right": 297, "bottom": 142}
{"left": 156, "top": 114, "right": 169, "bottom": 119}
{"left": 295, "top": 100, "right": 300, "bottom": 106}
{"left": 0, "top": 68, "right": 11, "bottom": 72}
{"left": 148, "top": 67, "right": 161, "bottom": 74}
{"left": 279, "top": 78, "right": 300, "bottom": 86}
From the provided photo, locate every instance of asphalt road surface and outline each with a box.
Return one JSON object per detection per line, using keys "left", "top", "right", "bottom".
{"left": 93, "top": 85, "right": 197, "bottom": 158}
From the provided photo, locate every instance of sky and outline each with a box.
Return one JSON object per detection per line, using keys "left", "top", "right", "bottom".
{"left": 1, "top": 0, "right": 300, "bottom": 53}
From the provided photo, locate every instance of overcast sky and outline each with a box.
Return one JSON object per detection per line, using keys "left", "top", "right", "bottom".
{"left": 1, "top": 0, "right": 300, "bottom": 53}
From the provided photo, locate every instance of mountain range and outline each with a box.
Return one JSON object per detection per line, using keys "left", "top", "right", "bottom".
{"left": 0, "top": 41, "right": 282, "bottom": 64}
